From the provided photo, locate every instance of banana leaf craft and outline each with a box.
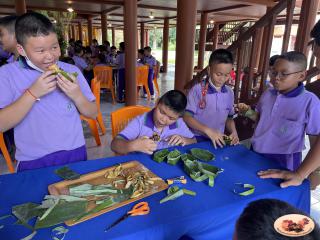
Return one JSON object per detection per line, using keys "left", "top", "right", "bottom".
{"left": 190, "top": 148, "right": 215, "bottom": 161}
{"left": 223, "top": 136, "right": 232, "bottom": 145}
{"left": 160, "top": 186, "right": 196, "bottom": 204}
{"left": 153, "top": 149, "right": 170, "bottom": 163}
{"left": 167, "top": 149, "right": 181, "bottom": 165}
{"left": 150, "top": 132, "right": 161, "bottom": 142}
{"left": 183, "top": 160, "right": 223, "bottom": 187}
{"left": 181, "top": 153, "right": 197, "bottom": 163}
{"left": 48, "top": 64, "right": 78, "bottom": 83}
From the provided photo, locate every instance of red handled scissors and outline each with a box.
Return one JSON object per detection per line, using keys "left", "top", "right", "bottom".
{"left": 105, "top": 202, "right": 150, "bottom": 232}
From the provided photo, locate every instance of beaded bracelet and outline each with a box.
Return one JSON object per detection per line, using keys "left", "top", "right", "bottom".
{"left": 26, "top": 89, "right": 40, "bottom": 101}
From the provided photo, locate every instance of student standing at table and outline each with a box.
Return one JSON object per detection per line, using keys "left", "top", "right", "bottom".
{"left": 111, "top": 90, "right": 196, "bottom": 155}
{"left": 183, "top": 49, "right": 239, "bottom": 148}
{"left": 143, "top": 46, "right": 156, "bottom": 99}
{"left": 106, "top": 46, "right": 117, "bottom": 65}
{"left": 116, "top": 42, "right": 125, "bottom": 102}
{"left": 0, "top": 12, "right": 97, "bottom": 171}
{"left": 237, "top": 51, "right": 320, "bottom": 172}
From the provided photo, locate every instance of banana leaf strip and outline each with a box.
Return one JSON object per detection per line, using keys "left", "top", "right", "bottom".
{"left": 233, "top": 183, "right": 255, "bottom": 196}
{"left": 160, "top": 186, "right": 196, "bottom": 204}
{"left": 21, "top": 230, "right": 37, "bottom": 240}
{"left": 190, "top": 148, "right": 215, "bottom": 161}
{"left": 160, "top": 189, "right": 184, "bottom": 204}
{"left": 208, "top": 176, "right": 214, "bottom": 187}
{"left": 153, "top": 149, "right": 170, "bottom": 163}
{"left": 0, "top": 214, "right": 14, "bottom": 220}
{"left": 52, "top": 226, "right": 69, "bottom": 240}
{"left": 182, "top": 189, "right": 196, "bottom": 196}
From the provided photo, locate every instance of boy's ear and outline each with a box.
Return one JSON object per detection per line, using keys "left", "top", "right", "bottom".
{"left": 299, "top": 70, "right": 307, "bottom": 81}
{"left": 16, "top": 44, "right": 26, "bottom": 57}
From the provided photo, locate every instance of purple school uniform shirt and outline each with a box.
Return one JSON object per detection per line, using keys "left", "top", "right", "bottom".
{"left": 252, "top": 84, "right": 320, "bottom": 155}
{"left": 72, "top": 55, "right": 88, "bottom": 71}
{"left": 143, "top": 55, "right": 156, "bottom": 68}
{"left": 106, "top": 53, "right": 117, "bottom": 65}
{"left": 0, "top": 59, "right": 95, "bottom": 161}
{"left": 117, "top": 109, "right": 194, "bottom": 150}
{"left": 186, "top": 81, "right": 235, "bottom": 135}
{"left": 116, "top": 52, "right": 125, "bottom": 69}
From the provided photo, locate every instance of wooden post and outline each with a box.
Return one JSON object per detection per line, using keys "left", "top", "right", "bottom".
{"left": 101, "top": 13, "right": 108, "bottom": 42}
{"left": 15, "top": 0, "right": 26, "bottom": 15}
{"left": 212, "top": 23, "right": 219, "bottom": 51}
{"left": 282, "top": 0, "right": 296, "bottom": 53}
{"left": 71, "top": 25, "right": 76, "bottom": 39}
{"left": 112, "top": 27, "right": 115, "bottom": 46}
{"left": 198, "top": 12, "right": 208, "bottom": 70}
{"left": 146, "top": 30, "right": 149, "bottom": 46}
{"left": 162, "top": 18, "right": 169, "bottom": 73}
{"left": 140, "top": 22, "right": 145, "bottom": 48}
{"left": 87, "top": 17, "right": 93, "bottom": 46}
{"left": 124, "top": 0, "right": 137, "bottom": 105}
{"left": 78, "top": 22, "right": 83, "bottom": 41}
{"left": 175, "top": 0, "right": 197, "bottom": 91}
{"left": 235, "top": 42, "right": 244, "bottom": 103}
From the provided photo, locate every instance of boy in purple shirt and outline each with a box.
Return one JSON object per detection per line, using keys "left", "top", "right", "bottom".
{"left": 238, "top": 51, "right": 320, "bottom": 171}
{"left": 116, "top": 42, "right": 125, "bottom": 102}
{"left": 111, "top": 90, "right": 196, "bottom": 155}
{"left": 143, "top": 46, "right": 156, "bottom": 99}
{"left": 184, "top": 49, "right": 239, "bottom": 148}
{"left": 106, "top": 46, "right": 117, "bottom": 65}
{"left": 0, "top": 12, "right": 98, "bottom": 171}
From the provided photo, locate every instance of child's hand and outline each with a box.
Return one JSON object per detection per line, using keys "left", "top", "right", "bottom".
{"left": 234, "top": 103, "right": 250, "bottom": 115}
{"left": 204, "top": 128, "right": 225, "bottom": 149}
{"left": 56, "top": 73, "right": 81, "bottom": 101}
{"left": 29, "top": 70, "right": 57, "bottom": 98}
{"left": 258, "top": 169, "right": 304, "bottom": 188}
{"left": 166, "top": 135, "right": 187, "bottom": 146}
{"left": 131, "top": 137, "right": 157, "bottom": 155}
{"left": 229, "top": 132, "right": 239, "bottom": 145}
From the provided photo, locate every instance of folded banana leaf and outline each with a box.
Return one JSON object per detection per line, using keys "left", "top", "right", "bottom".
{"left": 190, "top": 148, "right": 215, "bottom": 161}
{"left": 153, "top": 149, "right": 170, "bottom": 163}
{"left": 49, "top": 64, "right": 78, "bottom": 83}
{"left": 12, "top": 203, "right": 45, "bottom": 230}
{"left": 160, "top": 186, "right": 196, "bottom": 204}
{"left": 223, "top": 136, "right": 232, "bottom": 145}
{"left": 167, "top": 149, "right": 181, "bottom": 165}
{"left": 181, "top": 153, "right": 197, "bottom": 162}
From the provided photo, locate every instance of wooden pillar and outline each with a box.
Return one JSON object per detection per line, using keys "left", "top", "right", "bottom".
{"left": 175, "top": 0, "right": 197, "bottom": 91}
{"left": 198, "top": 12, "right": 208, "bottom": 70}
{"left": 146, "top": 30, "right": 149, "bottom": 46}
{"left": 140, "top": 23, "right": 145, "bottom": 48}
{"left": 162, "top": 18, "right": 169, "bottom": 73}
{"left": 212, "top": 23, "right": 219, "bottom": 51}
{"left": 71, "top": 25, "right": 76, "bottom": 39}
{"left": 101, "top": 13, "right": 108, "bottom": 42}
{"left": 295, "top": 0, "right": 320, "bottom": 56}
{"left": 15, "top": 0, "right": 26, "bottom": 15}
{"left": 112, "top": 27, "right": 115, "bottom": 46}
{"left": 68, "top": 26, "right": 72, "bottom": 40}
{"left": 78, "top": 22, "right": 83, "bottom": 41}
{"left": 87, "top": 17, "right": 93, "bottom": 46}
{"left": 282, "top": 0, "right": 295, "bottom": 53}
{"left": 124, "top": 0, "right": 137, "bottom": 105}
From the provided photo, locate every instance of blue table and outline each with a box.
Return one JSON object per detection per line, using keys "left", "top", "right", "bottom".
{"left": 0, "top": 142, "right": 310, "bottom": 240}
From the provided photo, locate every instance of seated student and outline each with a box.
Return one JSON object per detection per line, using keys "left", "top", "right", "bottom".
{"left": 90, "top": 39, "right": 99, "bottom": 57}
{"left": 0, "top": 15, "right": 18, "bottom": 63}
{"left": 183, "top": 49, "right": 239, "bottom": 148}
{"left": 111, "top": 90, "right": 196, "bottom": 155}
{"left": 143, "top": 46, "right": 157, "bottom": 99}
{"left": 237, "top": 51, "right": 320, "bottom": 171}
{"left": 106, "top": 46, "right": 117, "bottom": 65}
{"left": 137, "top": 48, "right": 144, "bottom": 66}
{"left": 234, "top": 199, "right": 320, "bottom": 240}
{"left": 96, "top": 53, "right": 107, "bottom": 66}
{"left": 72, "top": 45, "right": 93, "bottom": 85}
{"left": 115, "top": 42, "right": 125, "bottom": 102}
{"left": 0, "top": 12, "right": 97, "bottom": 171}
{"left": 67, "top": 38, "right": 75, "bottom": 57}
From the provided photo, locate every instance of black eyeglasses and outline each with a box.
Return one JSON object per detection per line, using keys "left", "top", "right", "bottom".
{"left": 268, "top": 70, "right": 303, "bottom": 79}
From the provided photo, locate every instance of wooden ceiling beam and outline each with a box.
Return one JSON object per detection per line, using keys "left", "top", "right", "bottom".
{"left": 137, "top": 4, "right": 176, "bottom": 11}
{"left": 203, "top": 4, "right": 250, "bottom": 13}
{"left": 68, "top": 0, "right": 123, "bottom": 5}
{"left": 227, "top": 0, "right": 277, "bottom": 7}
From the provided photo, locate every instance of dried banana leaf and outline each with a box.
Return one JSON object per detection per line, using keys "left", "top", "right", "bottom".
{"left": 190, "top": 148, "right": 215, "bottom": 161}
{"left": 153, "top": 149, "right": 170, "bottom": 163}
{"left": 55, "top": 166, "right": 80, "bottom": 180}
{"left": 35, "top": 200, "right": 87, "bottom": 229}
{"left": 167, "top": 149, "right": 181, "bottom": 165}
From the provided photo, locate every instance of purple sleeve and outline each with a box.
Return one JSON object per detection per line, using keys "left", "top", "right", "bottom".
{"left": 78, "top": 57, "right": 88, "bottom": 69}
{"left": 306, "top": 95, "right": 320, "bottom": 135}
{"left": 228, "top": 88, "right": 235, "bottom": 117}
{"left": 178, "top": 118, "right": 195, "bottom": 138}
{"left": 0, "top": 65, "right": 14, "bottom": 108}
{"left": 185, "top": 85, "right": 199, "bottom": 116}
{"left": 117, "top": 116, "right": 142, "bottom": 140}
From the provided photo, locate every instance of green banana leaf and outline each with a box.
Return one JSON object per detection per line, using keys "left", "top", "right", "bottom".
{"left": 167, "top": 149, "right": 181, "bottom": 165}
{"left": 153, "top": 149, "right": 170, "bottom": 163}
{"left": 190, "top": 148, "right": 215, "bottom": 161}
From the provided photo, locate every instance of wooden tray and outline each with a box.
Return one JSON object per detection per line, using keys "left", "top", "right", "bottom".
{"left": 48, "top": 160, "right": 168, "bottom": 226}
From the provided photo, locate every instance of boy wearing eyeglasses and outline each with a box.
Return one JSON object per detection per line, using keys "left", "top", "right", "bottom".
{"left": 237, "top": 51, "right": 320, "bottom": 171}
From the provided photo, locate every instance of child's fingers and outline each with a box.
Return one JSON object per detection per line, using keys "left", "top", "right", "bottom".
{"left": 211, "top": 139, "right": 217, "bottom": 149}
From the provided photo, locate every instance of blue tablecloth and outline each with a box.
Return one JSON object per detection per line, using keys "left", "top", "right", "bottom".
{"left": 0, "top": 142, "right": 310, "bottom": 240}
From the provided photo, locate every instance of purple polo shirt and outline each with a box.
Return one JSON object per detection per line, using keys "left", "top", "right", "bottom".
{"left": 72, "top": 55, "right": 88, "bottom": 71}
{"left": 0, "top": 58, "right": 95, "bottom": 161}
{"left": 143, "top": 55, "right": 156, "bottom": 69}
{"left": 185, "top": 81, "right": 235, "bottom": 135}
{"left": 116, "top": 52, "right": 125, "bottom": 69}
{"left": 106, "top": 53, "right": 117, "bottom": 65}
{"left": 252, "top": 84, "right": 320, "bottom": 155}
{"left": 117, "top": 109, "right": 194, "bottom": 150}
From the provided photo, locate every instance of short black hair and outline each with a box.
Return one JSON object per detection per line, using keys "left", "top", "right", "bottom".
{"left": 236, "top": 199, "right": 320, "bottom": 240}
{"left": 138, "top": 49, "right": 144, "bottom": 55}
{"left": 74, "top": 45, "right": 83, "bottom": 55}
{"left": 277, "top": 51, "right": 307, "bottom": 71}
{"left": 97, "top": 53, "right": 106, "bottom": 63}
{"left": 0, "top": 15, "right": 17, "bottom": 34}
{"left": 119, "top": 42, "right": 125, "bottom": 51}
{"left": 15, "top": 12, "right": 56, "bottom": 46}
{"left": 269, "top": 54, "right": 280, "bottom": 66}
{"left": 311, "top": 20, "right": 320, "bottom": 46}
{"left": 110, "top": 46, "right": 116, "bottom": 50}
{"left": 103, "top": 40, "right": 110, "bottom": 46}
{"left": 209, "top": 49, "right": 234, "bottom": 66}
{"left": 158, "top": 90, "right": 187, "bottom": 114}
{"left": 144, "top": 46, "right": 151, "bottom": 52}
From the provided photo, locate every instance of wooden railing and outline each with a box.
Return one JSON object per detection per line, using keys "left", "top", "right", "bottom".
{"left": 227, "top": 0, "right": 296, "bottom": 103}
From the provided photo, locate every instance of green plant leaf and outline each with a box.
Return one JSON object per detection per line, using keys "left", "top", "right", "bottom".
{"left": 190, "top": 148, "right": 215, "bottom": 161}
{"left": 153, "top": 149, "right": 170, "bottom": 163}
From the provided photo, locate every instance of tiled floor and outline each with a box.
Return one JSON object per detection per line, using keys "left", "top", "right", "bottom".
{"left": 0, "top": 65, "right": 319, "bottom": 223}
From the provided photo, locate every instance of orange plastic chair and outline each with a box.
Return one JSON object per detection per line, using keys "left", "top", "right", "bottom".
{"left": 136, "top": 65, "right": 151, "bottom": 99}
{"left": 80, "top": 77, "right": 104, "bottom": 146}
{"left": 93, "top": 66, "right": 115, "bottom": 104}
{"left": 0, "top": 132, "right": 15, "bottom": 173}
{"left": 110, "top": 105, "right": 151, "bottom": 138}
{"left": 153, "top": 61, "right": 160, "bottom": 96}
